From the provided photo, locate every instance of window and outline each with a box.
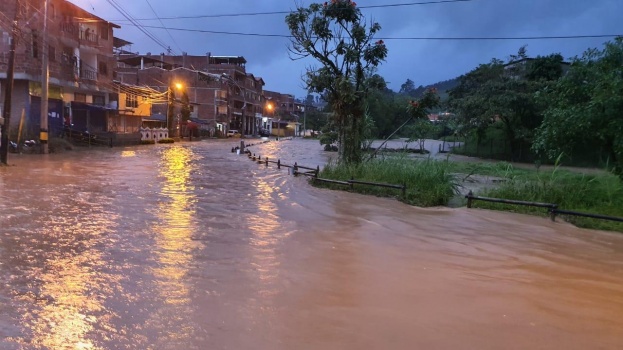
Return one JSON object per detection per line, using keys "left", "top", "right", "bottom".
{"left": 98, "top": 61, "right": 108, "bottom": 76}
{"left": 125, "top": 94, "right": 138, "bottom": 108}
{"left": 31, "top": 30, "right": 39, "bottom": 58}
{"left": 74, "top": 93, "right": 86, "bottom": 102}
{"left": 93, "top": 95, "right": 105, "bottom": 106}
{"left": 48, "top": 45, "right": 55, "bottom": 62}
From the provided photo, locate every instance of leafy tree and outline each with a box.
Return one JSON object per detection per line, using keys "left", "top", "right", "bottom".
{"left": 367, "top": 89, "right": 410, "bottom": 138}
{"left": 407, "top": 119, "right": 437, "bottom": 152}
{"left": 305, "top": 109, "right": 329, "bottom": 135}
{"left": 534, "top": 37, "right": 623, "bottom": 175}
{"left": 399, "top": 79, "right": 417, "bottom": 96}
{"left": 370, "top": 88, "right": 440, "bottom": 157}
{"left": 286, "top": 0, "right": 388, "bottom": 164}
{"left": 448, "top": 49, "right": 564, "bottom": 160}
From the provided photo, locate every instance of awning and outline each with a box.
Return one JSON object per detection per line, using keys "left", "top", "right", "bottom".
{"left": 71, "top": 101, "right": 117, "bottom": 112}
{"left": 142, "top": 113, "right": 167, "bottom": 122}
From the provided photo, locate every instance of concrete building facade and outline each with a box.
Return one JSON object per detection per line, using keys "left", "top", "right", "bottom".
{"left": 114, "top": 54, "right": 266, "bottom": 136}
{"left": 0, "top": 0, "right": 119, "bottom": 140}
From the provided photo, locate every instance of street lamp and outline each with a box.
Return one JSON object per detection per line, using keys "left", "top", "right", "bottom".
{"left": 266, "top": 101, "right": 276, "bottom": 139}
{"left": 167, "top": 82, "right": 183, "bottom": 138}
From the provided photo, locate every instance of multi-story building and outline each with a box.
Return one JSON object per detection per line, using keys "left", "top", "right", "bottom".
{"left": 0, "top": 0, "right": 119, "bottom": 140}
{"left": 263, "top": 90, "right": 306, "bottom": 137}
{"left": 115, "top": 53, "right": 266, "bottom": 136}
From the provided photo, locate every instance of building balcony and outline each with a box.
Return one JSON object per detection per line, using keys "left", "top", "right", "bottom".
{"left": 60, "top": 22, "right": 79, "bottom": 41}
{"left": 79, "top": 30, "right": 99, "bottom": 45}
{"left": 80, "top": 68, "right": 98, "bottom": 81}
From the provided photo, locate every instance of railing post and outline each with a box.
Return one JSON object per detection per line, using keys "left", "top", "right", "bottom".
{"left": 550, "top": 204, "right": 558, "bottom": 222}
{"left": 466, "top": 191, "right": 473, "bottom": 208}
{"left": 402, "top": 183, "right": 406, "bottom": 198}
{"left": 265, "top": 157, "right": 268, "bottom": 167}
{"left": 293, "top": 162, "right": 298, "bottom": 176}
{"left": 315, "top": 165, "right": 319, "bottom": 178}
{"left": 277, "top": 159, "right": 281, "bottom": 169}
{"left": 349, "top": 177, "right": 354, "bottom": 190}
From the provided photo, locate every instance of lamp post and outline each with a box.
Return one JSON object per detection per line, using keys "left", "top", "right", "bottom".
{"left": 265, "top": 100, "right": 276, "bottom": 139}
{"left": 175, "top": 82, "right": 183, "bottom": 139}
{"left": 167, "top": 83, "right": 183, "bottom": 138}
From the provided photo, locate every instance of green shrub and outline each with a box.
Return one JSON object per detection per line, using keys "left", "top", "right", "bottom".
{"left": 157, "top": 138, "right": 175, "bottom": 144}
{"left": 317, "top": 156, "right": 459, "bottom": 207}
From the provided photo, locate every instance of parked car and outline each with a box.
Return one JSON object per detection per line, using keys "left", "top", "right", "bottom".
{"left": 259, "top": 128, "right": 271, "bottom": 137}
{"left": 227, "top": 130, "right": 240, "bottom": 138}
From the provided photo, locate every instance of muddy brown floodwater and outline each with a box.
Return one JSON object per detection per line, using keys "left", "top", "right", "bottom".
{"left": 1, "top": 138, "right": 622, "bottom": 350}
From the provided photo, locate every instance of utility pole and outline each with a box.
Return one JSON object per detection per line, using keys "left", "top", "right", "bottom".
{"left": 0, "top": 0, "right": 19, "bottom": 165}
{"left": 40, "top": 0, "right": 49, "bottom": 153}
{"left": 303, "top": 98, "right": 307, "bottom": 137}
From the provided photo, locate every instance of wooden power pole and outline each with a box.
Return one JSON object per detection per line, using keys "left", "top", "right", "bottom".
{"left": 40, "top": 0, "right": 50, "bottom": 154}
{"left": 0, "top": 0, "right": 19, "bottom": 165}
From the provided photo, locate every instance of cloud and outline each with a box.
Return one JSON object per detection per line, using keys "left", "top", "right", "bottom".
{"left": 68, "top": 0, "right": 623, "bottom": 96}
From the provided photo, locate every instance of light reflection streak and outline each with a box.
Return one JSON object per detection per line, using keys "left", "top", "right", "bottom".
{"left": 149, "top": 146, "right": 199, "bottom": 345}
{"left": 19, "top": 211, "right": 119, "bottom": 349}
{"left": 120, "top": 150, "right": 136, "bottom": 158}
{"left": 247, "top": 176, "right": 284, "bottom": 293}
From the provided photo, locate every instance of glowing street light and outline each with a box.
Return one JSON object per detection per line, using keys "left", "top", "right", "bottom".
{"left": 167, "top": 82, "right": 184, "bottom": 138}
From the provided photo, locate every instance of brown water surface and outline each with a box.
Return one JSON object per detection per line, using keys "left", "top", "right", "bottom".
{"left": 1, "top": 139, "right": 622, "bottom": 349}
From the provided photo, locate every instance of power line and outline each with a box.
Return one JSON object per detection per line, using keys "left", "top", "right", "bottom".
{"left": 105, "top": 0, "right": 172, "bottom": 53}
{"left": 144, "top": 0, "right": 183, "bottom": 54}
{"left": 111, "top": 0, "right": 478, "bottom": 21}
{"left": 134, "top": 24, "right": 623, "bottom": 41}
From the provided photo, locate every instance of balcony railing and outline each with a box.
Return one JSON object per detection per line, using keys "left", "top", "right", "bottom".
{"left": 60, "top": 22, "right": 79, "bottom": 39}
{"left": 80, "top": 68, "right": 98, "bottom": 81}
{"left": 79, "top": 30, "right": 98, "bottom": 44}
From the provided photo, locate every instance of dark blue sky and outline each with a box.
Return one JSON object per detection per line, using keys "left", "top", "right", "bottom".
{"left": 70, "top": 0, "right": 623, "bottom": 98}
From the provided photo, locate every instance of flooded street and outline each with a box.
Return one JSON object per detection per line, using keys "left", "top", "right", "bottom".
{"left": 1, "top": 139, "right": 622, "bottom": 349}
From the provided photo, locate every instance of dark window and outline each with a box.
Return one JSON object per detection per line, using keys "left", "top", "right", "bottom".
{"left": 93, "top": 95, "right": 105, "bottom": 106}
{"left": 48, "top": 45, "right": 55, "bottom": 62}
{"left": 74, "top": 93, "right": 86, "bottom": 102}
{"left": 126, "top": 94, "right": 138, "bottom": 108}
{"left": 98, "top": 61, "right": 108, "bottom": 76}
{"left": 32, "top": 30, "right": 39, "bottom": 58}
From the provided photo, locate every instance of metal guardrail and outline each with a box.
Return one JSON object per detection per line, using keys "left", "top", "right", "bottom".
{"left": 237, "top": 143, "right": 622, "bottom": 226}
{"left": 465, "top": 190, "right": 623, "bottom": 224}
{"left": 553, "top": 209, "right": 623, "bottom": 223}
{"left": 237, "top": 140, "right": 407, "bottom": 197}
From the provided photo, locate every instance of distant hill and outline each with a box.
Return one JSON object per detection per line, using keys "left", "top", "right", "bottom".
{"left": 411, "top": 78, "right": 459, "bottom": 101}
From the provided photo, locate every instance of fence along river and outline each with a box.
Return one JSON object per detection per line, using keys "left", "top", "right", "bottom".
{"left": 0, "top": 138, "right": 622, "bottom": 349}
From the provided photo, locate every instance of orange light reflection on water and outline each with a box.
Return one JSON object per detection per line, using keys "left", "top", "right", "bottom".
{"left": 247, "top": 177, "right": 284, "bottom": 289}
{"left": 149, "top": 146, "right": 199, "bottom": 343}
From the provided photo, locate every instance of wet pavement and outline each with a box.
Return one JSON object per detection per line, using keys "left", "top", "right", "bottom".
{"left": 1, "top": 138, "right": 622, "bottom": 349}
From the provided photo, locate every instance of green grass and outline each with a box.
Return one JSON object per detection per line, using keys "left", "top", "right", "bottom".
{"left": 316, "top": 156, "right": 459, "bottom": 207}
{"left": 456, "top": 162, "right": 623, "bottom": 232}
{"left": 317, "top": 155, "right": 623, "bottom": 232}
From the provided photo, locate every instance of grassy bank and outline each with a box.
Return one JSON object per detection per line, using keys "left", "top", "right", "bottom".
{"left": 316, "top": 156, "right": 458, "bottom": 207}
{"left": 448, "top": 161, "right": 623, "bottom": 232}
{"left": 316, "top": 156, "right": 623, "bottom": 232}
